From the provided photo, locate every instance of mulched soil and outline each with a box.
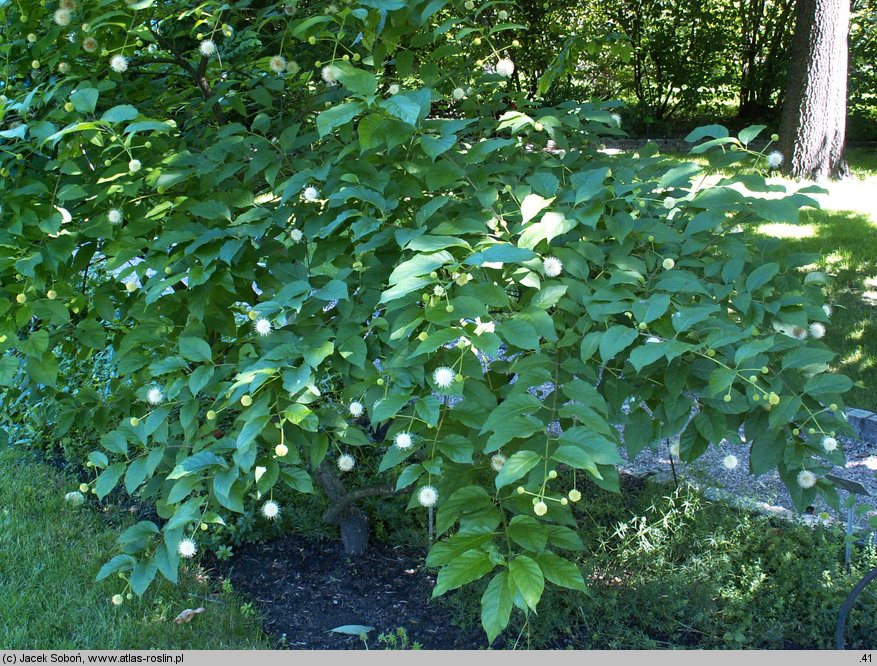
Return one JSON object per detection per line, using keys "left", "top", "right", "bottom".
{"left": 216, "top": 534, "right": 494, "bottom": 650}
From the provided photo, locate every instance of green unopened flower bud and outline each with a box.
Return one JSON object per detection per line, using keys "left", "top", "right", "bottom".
{"left": 240, "top": 394, "right": 253, "bottom": 407}
{"left": 770, "top": 133, "right": 779, "bottom": 142}
{"left": 79, "top": 483, "right": 89, "bottom": 493}
{"left": 723, "top": 394, "right": 732, "bottom": 403}
{"left": 206, "top": 410, "right": 217, "bottom": 420}
{"left": 548, "top": 470, "right": 557, "bottom": 479}
{"left": 516, "top": 486, "right": 525, "bottom": 495}
{"left": 129, "top": 417, "right": 139, "bottom": 427}
{"left": 568, "top": 488, "right": 581, "bottom": 502}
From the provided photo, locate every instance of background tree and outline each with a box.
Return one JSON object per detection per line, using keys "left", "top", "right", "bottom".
{"left": 737, "top": 0, "right": 796, "bottom": 120}
{"left": 778, "top": 0, "right": 851, "bottom": 179}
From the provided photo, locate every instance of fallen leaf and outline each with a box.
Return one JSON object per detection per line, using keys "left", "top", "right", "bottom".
{"left": 174, "top": 607, "right": 206, "bottom": 624}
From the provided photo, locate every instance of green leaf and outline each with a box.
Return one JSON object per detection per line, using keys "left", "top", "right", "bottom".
{"left": 0, "top": 357, "right": 19, "bottom": 386}
{"left": 509, "top": 555, "right": 544, "bottom": 611}
{"left": 745, "top": 263, "right": 779, "bottom": 292}
{"left": 70, "top": 88, "right": 99, "bottom": 113}
{"left": 631, "top": 294, "right": 670, "bottom": 324}
{"left": 481, "top": 572, "right": 513, "bottom": 645}
{"left": 327, "top": 62, "right": 377, "bottom": 97}
{"left": 499, "top": 318, "right": 540, "bottom": 350}
{"left": 507, "top": 515, "right": 548, "bottom": 552}
{"left": 803, "top": 374, "right": 853, "bottom": 397}
{"left": 467, "top": 244, "right": 537, "bottom": 266}
{"left": 521, "top": 194, "right": 554, "bottom": 224}
{"left": 380, "top": 89, "right": 431, "bottom": 126}
{"left": 426, "top": 529, "right": 495, "bottom": 567}
{"left": 685, "top": 124, "right": 729, "bottom": 142}
{"left": 329, "top": 625, "right": 375, "bottom": 636}
{"left": 599, "top": 325, "right": 638, "bottom": 362}
{"left": 167, "top": 451, "right": 226, "bottom": 479}
{"left": 130, "top": 559, "right": 158, "bottom": 596}
{"left": 738, "top": 124, "right": 767, "bottom": 145}
{"left": 74, "top": 319, "right": 106, "bottom": 349}
{"left": 494, "top": 450, "right": 541, "bottom": 490}
{"left": 316, "top": 101, "right": 366, "bottom": 137}
{"left": 96, "top": 554, "right": 136, "bottom": 581}
{"left": 95, "top": 463, "right": 126, "bottom": 500}
{"left": 537, "top": 553, "right": 587, "bottom": 591}
{"left": 432, "top": 549, "right": 495, "bottom": 597}
{"left": 100, "top": 105, "right": 139, "bottom": 123}
{"left": 188, "top": 365, "right": 214, "bottom": 396}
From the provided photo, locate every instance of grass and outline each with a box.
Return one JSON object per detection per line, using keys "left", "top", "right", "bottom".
{"left": 0, "top": 446, "right": 271, "bottom": 650}
{"left": 660, "top": 146, "right": 877, "bottom": 410}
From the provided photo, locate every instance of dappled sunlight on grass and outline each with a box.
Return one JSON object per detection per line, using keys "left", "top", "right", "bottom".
{"left": 750, "top": 207, "right": 877, "bottom": 410}
{"left": 754, "top": 223, "right": 816, "bottom": 239}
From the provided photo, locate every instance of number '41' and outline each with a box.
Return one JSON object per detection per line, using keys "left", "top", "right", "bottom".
{"left": 861, "top": 655, "right": 872, "bottom": 662}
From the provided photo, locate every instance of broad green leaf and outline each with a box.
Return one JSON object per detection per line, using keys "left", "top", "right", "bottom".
{"left": 494, "top": 450, "right": 541, "bottom": 490}
{"left": 432, "top": 549, "right": 495, "bottom": 597}
{"left": 509, "top": 555, "right": 544, "bottom": 611}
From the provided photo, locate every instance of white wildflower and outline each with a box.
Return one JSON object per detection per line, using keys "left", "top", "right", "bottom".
{"left": 432, "top": 366, "right": 455, "bottom": 389}
{"left": 796, "top": 470, "right": 817, "bottom": 489}
{"left": 722, "top": 455, "right": 739, "bottom": 470}
{"left": 452, "top": 87, "right": 465, "bottom": 100}
{"left": 822, "top": 436, "right": 838, "bottom": 452}
{"left": 110, "top": 55, "right": 128, "bottom": 73}
{"left": 823, "top": 304, "right": 832, "bottom": 318}
{"left": 388, "top": 84, "right": 400, "bottom": 95}
{"left": 146, "top": 387, "right": 163, "bottom": 405}
{"left": 108, "top": 209, "right": 123, "bottom": 224}
{"left": 321, "top": 65, "right": 337, "bottom": 85}
{"left": 496, "top": 57, "right": 515, "bottom": 78}
{"left": 303, "top": 186, "right": 320, "bottom": 202}
{"left": 289, "top": 228, "right": 304, "bottom": 243}
{"left": 261, "top": 500, "right": 280, "bottom": 519}
{"left": 337, "top": 454, "right": 355, "bottom": 472}
{"left": 767, "top": 151, "right": 784, "bottom": 168}
{"left": 490, "top": 454, "right": 506, "bottom": 472}
{"left": 662, "top": 258, "right": 675, "bottom": 270}
{"left": 349, "top": 401, "right": 364, "bottom": 417}
{"left": 254, "top": 318, "right": 272, "bottom": 336}
{"left": 418, "top": 485, "right": 438, "bottom": 507}
{"left": 54, "top": 8, "right": 72, "bottom": 26}
{"left": 269, "top": 55, "right": 287, "bottom": 74}
{"left": 199, "top": 40, "right": 216, "bottom": 57}
{"left": 394, "top": 432, "right": 413, "bottom": 450}
{"left": 542, "top": 256, "right": 563, "bottom": 277}
{"left": 178, "top": 538, "right": 197, "bottom": 558}
{"left": 809, "top": 322, "right": 826, "bottom": 339}
{"left": 128, "top": 159, "right": 142, "bottom": 173}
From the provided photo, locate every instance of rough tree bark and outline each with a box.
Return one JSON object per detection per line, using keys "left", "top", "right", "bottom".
{"left": 778, "top": 0, "right": 851, "bottom": 179}
{"left": 313, "top": 461, "right": 394, "bottom": 556}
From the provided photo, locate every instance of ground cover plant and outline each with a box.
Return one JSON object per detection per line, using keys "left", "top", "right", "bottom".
{"left": 0, "top": 447, "right": 269, "bottom": 649}
{"left": 0, "top": 0, "right": 867, "bottom": 644}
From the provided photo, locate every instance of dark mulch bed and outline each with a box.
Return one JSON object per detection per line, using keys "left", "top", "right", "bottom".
{"left": 216, "top": 533, "right": 495, "bottom": 649}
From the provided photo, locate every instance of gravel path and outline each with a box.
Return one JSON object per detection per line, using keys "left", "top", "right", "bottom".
{"left": 620, "top": 425, "right": 877, "bottom": 532}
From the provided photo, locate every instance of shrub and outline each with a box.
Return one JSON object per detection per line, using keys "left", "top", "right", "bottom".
{"left": 0, "top": 0, "right": 854, "bottom": 643}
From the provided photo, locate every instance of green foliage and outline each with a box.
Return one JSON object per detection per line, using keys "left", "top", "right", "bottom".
{"left": 445, "top": 480, "right": 877, "bottom": 649}
{"left": 0, "top": 447, "right": 268, "bottom": 649}
{"left": 0, "top": 0, "right": 854, "bottom": 643}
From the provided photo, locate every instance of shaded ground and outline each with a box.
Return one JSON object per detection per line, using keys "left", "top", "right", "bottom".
{"left": 218, "top": 534, "right": 493, "bottom": 649}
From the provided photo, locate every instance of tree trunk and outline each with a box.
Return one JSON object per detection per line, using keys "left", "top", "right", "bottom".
{"left": 778, "top": 0, "right": 851, "bottom": 180}
{"left": 313, "top": 461, "right": 394, "bottom": 556}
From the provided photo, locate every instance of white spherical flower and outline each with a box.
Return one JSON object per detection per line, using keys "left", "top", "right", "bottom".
{"left": 611, "top": 113, "right": 622, "bottom": 127}
{"left": 54, "top": 8, "right": 72, "bottom": 26}
{"left": 669, "top": 441, "right": 680, "bottom": 458}
{"left": 394, "top": 432, "right": 413, "bottom": 450}
{"left": 286, "top": 60, "right": 300, "bottom": 75}
{"left": 349, "top": 401, "right": 364, "bottom": 417}
{"left": 58, "top": 62, "right": 70, "bottom": 74}
{"left": 337, "top": 453, "right": 355, "bottom": 472}
{"left": 542, "top": 256, "right": 563, "bottom": 277}
{"left": 27, "top": 33, "right": 37, "bottom": 43}
{"left": 796, "top": 470, "right": 817, "bottom": 489}
{"left": 490, "top": 454, "right": 506, "bottom": 472}
{"left": 822, "top": 436, "right": 838, "bottom": 452}
{"left": 269, "top": 55, "right": 287, "bottom": 74}
{"left": 496, "top": 57, "right": 515, "bottom": 78}
{"left": 663, "top": 196, "right": 677, "bottom": 209}
{"left": 178, "top": 538, "right": 198, "bottom": 558}
{"left": 110, "top": 55, "right": 128, "bottom": 73}
{"left": 302, "top": 186, "right": 320, "bottom": 202}
{"left": 321, "top": 65, "right": 337, "bottom": 85}
{"left": 767, "top": 151, "right": 784, "bottom": 168}
{"left": 498, "top": 9, "right": 509, "bottom": 20}
{"left": 662, "top": 258, "right": 675, "bottom": 270}
{"left": 112, "top": 594, "right": 124, "bottom": 606}
{"left": 452, "top": 87, "right": 466, "bottom": 100}
{"left": 83, "top": 37, "right": 98, "bottom": 53}
{"left": 261, "top": 500, "right": 280, "bottom": 519}
{"left": 289, "top": 228, "right": 304, "bottom": 243}
{"left": 65, "top": 491, "right": 86, "bottom": 506}
{"left": 146, "top": 387, "right": 163, "bottom": 405}
{"left": 283, "top": 3, "right": 297, "bottom": 16}
{"left": 388, "top": 84, "right": 400, "bottom": 95}
{"left": 722, "top": 454, "right": 739, "bottom": 470}
{"left": 128, "top": 159, "right": 142, "bottom": 173}
{"left": 199, "top": 40, "right": 216, "bottom": 57}
{"left": 418, "top": 485, "right": 438, "bottom": 508}
{"left": 254, "top": 318, "right": 272, "bottom": 336}
{"left": 108, "top": 209, "right": 123, "bottom": 224}
{"left": 809, "top": 322, "right": 826, "bottom": 339}
{"left": 823, "top": 304, "right": 833, "bottom": 318}
{"left": 533, "top": 500, "right": 548, "bottom": 516}
{"left": 432, "top": 366, "right": 455, "bottom": 389}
